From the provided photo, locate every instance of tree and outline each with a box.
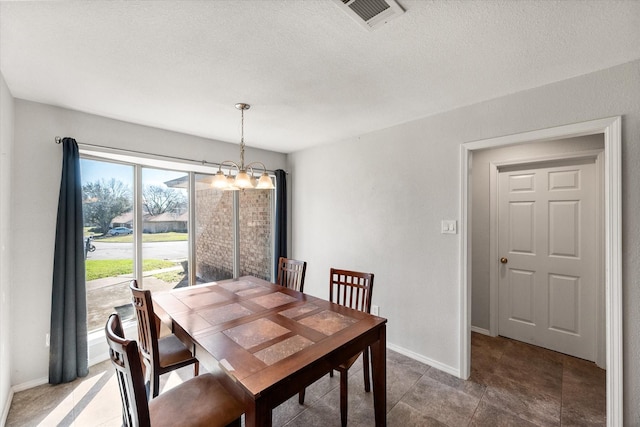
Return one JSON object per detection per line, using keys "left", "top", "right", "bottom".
{"left": 83, "top": 179, "right": 132, "bottom": 233}
{"left": 143, "top": 185, "right": 187, "bottom": 216}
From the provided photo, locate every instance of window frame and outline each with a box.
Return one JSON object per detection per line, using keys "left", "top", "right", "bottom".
{"left": 81, "top": 147, "right": 277, "bottom": 364}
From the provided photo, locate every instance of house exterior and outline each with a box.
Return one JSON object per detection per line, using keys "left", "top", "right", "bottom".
{"left": 109, "top": 211, "right": 134, "bottom": 229}
{"left": 143, "top": 211, "right": 188, "bottom": 233}
{"left": 110, "top": 211, "right": 188, "bottom": 234}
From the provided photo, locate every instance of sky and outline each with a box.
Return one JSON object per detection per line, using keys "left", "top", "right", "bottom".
{"left": 80, "top": 158, "right": 188, "bottom": 189}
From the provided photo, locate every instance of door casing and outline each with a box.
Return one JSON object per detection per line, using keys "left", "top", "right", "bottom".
{"left": 459, "top": 116, "right": 622, "bottom": 426}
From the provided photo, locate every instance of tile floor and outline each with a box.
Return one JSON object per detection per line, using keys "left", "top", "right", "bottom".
{"left": 5, "top": 333, "right": 605, "bottom": 426}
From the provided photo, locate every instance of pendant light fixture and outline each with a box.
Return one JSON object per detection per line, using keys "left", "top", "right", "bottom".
{"left": 211, "top": 103, "right": 275, "bottom": 191}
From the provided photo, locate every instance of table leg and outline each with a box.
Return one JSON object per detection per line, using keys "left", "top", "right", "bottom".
{"left": 244, "top": 399, "right": 272, "bottom": 427}
{"left": 370, "top": 324, "right": 387, "bottom": 427}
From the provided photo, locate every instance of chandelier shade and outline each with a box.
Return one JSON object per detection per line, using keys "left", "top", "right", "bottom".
{"left": 212, "top": 103, "right": 275, "bottom": 191}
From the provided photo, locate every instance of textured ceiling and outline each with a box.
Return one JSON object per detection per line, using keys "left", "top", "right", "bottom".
{"left": 1, "top": 1, "right": 639, "bottom": 153}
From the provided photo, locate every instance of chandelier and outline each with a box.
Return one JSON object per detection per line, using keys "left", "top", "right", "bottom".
{"left": 211, "top": 103, "right": 275, "bottom": 190}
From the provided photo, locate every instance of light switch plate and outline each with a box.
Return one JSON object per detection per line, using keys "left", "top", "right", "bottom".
{"left": 441, "top": 220, "right": 457, "bottom": 234}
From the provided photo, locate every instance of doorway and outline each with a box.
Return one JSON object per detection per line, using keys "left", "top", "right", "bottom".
{"left": 459, "top": 117, "right": 622, "bottom": 425}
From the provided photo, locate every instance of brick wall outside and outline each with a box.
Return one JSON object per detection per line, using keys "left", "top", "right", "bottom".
{"left": 195, "top": 187, "right": 273, "bottom": 282}
{"left": 239, "top": 190, "right": 273, "bottom": 280}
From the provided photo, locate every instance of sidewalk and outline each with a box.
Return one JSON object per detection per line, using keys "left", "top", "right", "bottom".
{"left": 86, "top": 265, "right": 183, "bottom": 290}
{"left": 86, "top": 266, "right": 183, "bottom": 332}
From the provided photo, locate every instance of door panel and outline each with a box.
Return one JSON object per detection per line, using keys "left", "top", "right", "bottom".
{"left": 509, "top": 202, "right": 535, "bottom": 254}
{"left": 549, "top": 201, "right": 579, "bottom": 257}
{"left": 508, "top": 269, "right": 535, "bottom": 325}
{"left": 548, "top": 274, "right": 580, "bottom": 334}
{"left": 498, "top": 161, "right": 596, "bottom": 361}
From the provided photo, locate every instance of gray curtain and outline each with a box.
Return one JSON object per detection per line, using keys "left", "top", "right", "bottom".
{"left": 49, "top": 137, "right": 88, "bottom": 384}
{"left": 274, "top": 169, "right": 287, "bottom": 273}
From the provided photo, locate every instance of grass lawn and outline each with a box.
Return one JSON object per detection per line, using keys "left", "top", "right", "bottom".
{"left": 90, "top": 232, "right": 188, "bottom": 243}
{"left": 153, "top": 270, "right": 185, "bottom": 283}
{"left": 86, "top": 259, "right": 177, "bottom": 281}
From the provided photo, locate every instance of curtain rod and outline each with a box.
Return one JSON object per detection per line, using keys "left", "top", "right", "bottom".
{"left": 54, "top": 136, "right": 285, "bottom": 174}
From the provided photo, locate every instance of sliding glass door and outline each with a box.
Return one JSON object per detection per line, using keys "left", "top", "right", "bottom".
{"left": 81, "top": 158, "right": 135, "bottom": 332}
{"left": 194, "top": 173, "right": 235, "bottom": 282}
{"left": 238, "top": 189, "right": 274, "bottom": 280}
{"left": 140, "top": 167, "right": 189, "bottom": 290}
{"left": 193, "top": 174, "right": 275, "bottom": 282}
{"left": 81, "top": 155, "right": 276, "bottom": 334}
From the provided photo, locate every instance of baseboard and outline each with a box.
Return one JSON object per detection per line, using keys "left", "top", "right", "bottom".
{"left": 387, "top": 342, "right": 460, "bottom": 378}
{"left": 470, "top": 326, "right": 491, "bottom": 336}
{"left": 12, "top": 352, "right": 109, "bottom": 395}
{"left": 2, "top": 388, "right": 13, "bottom": 426}
{"left": 12, "top": 376, "right": 48, "bottom": 393}
{"left": 12, "top": 322, "right": 134, "bottom": 396}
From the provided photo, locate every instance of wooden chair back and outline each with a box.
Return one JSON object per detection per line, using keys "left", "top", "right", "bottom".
{"left": 276, "top": 257, "right": 307, "bottom": 292}
{"left": 327, "top": 268, "right": 375, "bottom": 426}
{"left": 106, "top": 313, "right": 151, "bottom": 427}
{"left": 329, "top": 268, "right": 374, "bottom": 313}
{"left": 129, "top": 280, "right": 159, "bottom": 378}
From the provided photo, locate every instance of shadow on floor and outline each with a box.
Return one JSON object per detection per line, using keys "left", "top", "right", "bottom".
{"left": 6, "top": 334, "right": 606, "bottom": 426}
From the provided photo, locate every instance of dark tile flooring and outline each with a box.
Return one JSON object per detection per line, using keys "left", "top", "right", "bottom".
{"left": 6, "top": 333, "right": 605, "bottom": 426}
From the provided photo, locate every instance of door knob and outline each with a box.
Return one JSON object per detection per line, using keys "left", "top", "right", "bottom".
{"left": 500, "top": 257, "right": 508, "bottom": 264}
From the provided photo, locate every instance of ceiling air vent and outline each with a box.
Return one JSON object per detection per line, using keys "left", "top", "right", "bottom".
{"left": 333, "top": 0, "right": 405, "bottom": 31}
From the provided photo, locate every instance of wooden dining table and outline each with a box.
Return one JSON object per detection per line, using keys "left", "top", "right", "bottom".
{"left": 152, "top": 275, "right": 387, "bottom": 427}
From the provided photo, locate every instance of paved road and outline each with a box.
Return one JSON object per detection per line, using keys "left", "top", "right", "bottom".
{"left": 86, "top": 240, "right": 188, "bottom": 260}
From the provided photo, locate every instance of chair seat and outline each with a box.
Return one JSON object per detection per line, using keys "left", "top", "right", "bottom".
{"left": 149, "top": 373, "right": 244, "bottom": 427}
{"left": 337, "top": 353, "right": 360, "bottom": 371}
{"left": 158, "top": 334, "right": 195, "bottom": 368}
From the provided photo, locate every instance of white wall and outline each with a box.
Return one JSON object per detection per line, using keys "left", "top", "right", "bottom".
{"left": 10, "top": 100, "right": 287, "bottom": 387}
{"left": 0, "top": 71, "right": 15, "bottom": 423}
{"left": 470, "top": 134, "right": 604, "bottom": 330}
{"left": 289, "top": 59, "right": 640, "bottom": 423}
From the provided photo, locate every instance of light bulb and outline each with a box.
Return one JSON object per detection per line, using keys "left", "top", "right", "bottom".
{"left": 212, "top": 171, "right": 228, "bottom": 189}
{"left": 235, "top": 170, "right": 254, "bottom": 188}
{"left": 256, "top": 172, "right": 274, "bottom": 189}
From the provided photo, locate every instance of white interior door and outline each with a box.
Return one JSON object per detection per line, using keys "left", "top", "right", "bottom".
{"left": 498, "top": 159, "right": 597, "bottom": 361}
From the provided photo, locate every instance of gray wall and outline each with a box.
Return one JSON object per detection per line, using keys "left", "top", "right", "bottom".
{"left": 8, "top": 100, "right": 287, "bottom": 387}
{"left": 0, "top": 69, "right": 14, "bottom": 423}
{"left": 289, "top": 59, "right": 640, "bottom": 423}
{"left": 470, "top": 134, "right": 605, "bottom": 330}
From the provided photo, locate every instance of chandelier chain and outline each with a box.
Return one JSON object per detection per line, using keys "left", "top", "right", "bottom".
{"left": 240, "top": 107, "right": 245, "bottom": 169}
{"left": 211, "top": 102, "right": 274, "bottom": 190}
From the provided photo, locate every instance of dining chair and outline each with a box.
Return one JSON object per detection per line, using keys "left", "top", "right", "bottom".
{"left": 276, "top": 256, "right": 307, "bottom": 292}
{"left": 106, "top": 313, "right": 243, "bottom": 427}
{"left": 299, "top": 268, "right": 375, "bottom": 427}
{"left": 129, "top": 280, "right": 199, "bottom": 398}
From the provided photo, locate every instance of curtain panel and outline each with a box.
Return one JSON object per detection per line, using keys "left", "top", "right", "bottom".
{"left": 274, "top": 169, "right": 287, "bottom": 273}
{"left": 49, "top": 137, "right": 88, "bottom": 384}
